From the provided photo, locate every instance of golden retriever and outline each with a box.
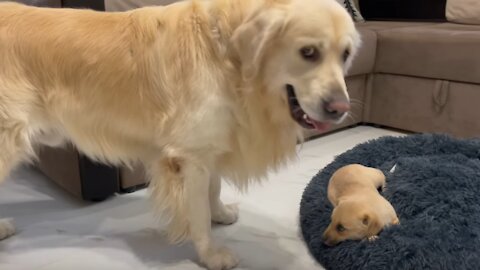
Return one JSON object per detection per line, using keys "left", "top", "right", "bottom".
{"left": 323, "top": 164, "right": 399, "bottom": 246}
{"left": 0, "top": 0, "right": 359, "bottom": 268}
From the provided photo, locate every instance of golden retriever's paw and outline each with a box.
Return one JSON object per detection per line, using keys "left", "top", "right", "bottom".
{"left": 367, "top": 235, "right": 379, "bottom": 242}
{"left": 200, "top": 246, "right": 239, "bottom": 270}
{"left": 0, "top": 218, "right": 15, "bottom": 240}
{"left": 212, "top": 204, "right": 239, "bottom": 225}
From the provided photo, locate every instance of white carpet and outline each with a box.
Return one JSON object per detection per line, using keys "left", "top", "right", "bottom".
{"left": 0, "top": 126, "right": 403, "bottom": 270}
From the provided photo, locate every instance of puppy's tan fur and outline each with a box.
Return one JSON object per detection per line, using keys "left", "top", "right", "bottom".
{"left": 0, "top": 0, "right": 359, "bottom": 268}
{"left": 323, "top": 164, "right": 399, "bottom": 246}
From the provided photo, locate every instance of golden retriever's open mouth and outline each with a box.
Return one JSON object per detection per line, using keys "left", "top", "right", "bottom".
{"left": 286, "top": 84, "right": 330, "bottom": 132}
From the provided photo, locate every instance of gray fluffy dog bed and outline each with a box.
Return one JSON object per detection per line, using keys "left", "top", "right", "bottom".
{"left": 300, "top": 134, "right": 480, "bottom": 270}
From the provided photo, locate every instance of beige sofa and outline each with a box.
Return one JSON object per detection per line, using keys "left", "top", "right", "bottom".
{"left": 25, "top": 1, "right": 479, "bottom": 200}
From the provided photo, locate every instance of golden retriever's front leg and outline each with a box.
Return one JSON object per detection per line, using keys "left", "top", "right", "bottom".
{"left": 149, "top": 156, "right": 239, "bottom": 269}
{"left": 0, "top": 123, "right": 31, "bottom": 241}
{"left": 184, "top": 165, "right": 239, "bottom": 270}
{"left": 210, "top": 176, "right": 239, "bottom": 225}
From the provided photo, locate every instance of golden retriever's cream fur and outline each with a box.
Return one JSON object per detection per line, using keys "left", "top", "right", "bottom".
{"left": 0, "top": 0, "right": 359, "bottom": 268}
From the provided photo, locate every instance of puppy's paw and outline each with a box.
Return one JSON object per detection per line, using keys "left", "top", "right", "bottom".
{"left": 392, "top": 217, "right": 400, "bottom": 225}
{"left": 367, "top": 235, "right": 379, "bottom": 242}
{"left": 0, "top": 219, "right": 15, "bottom": 240}
{"left": 212, "top": 204, "right": 239, "bottom": 225}
{"left": 200, "top": 246, "right": 239, "bottom": 270}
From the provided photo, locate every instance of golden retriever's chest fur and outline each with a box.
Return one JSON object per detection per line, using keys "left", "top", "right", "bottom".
{"left": 217, "top": 89, "right": 300, "bottom": 187}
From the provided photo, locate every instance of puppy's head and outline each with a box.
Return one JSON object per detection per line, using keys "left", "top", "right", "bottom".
{"left": 231, "top": 0, "right": 360, "bottom": 131}
{"left": 322, "top": 201, "right": 382, "bottom": 246}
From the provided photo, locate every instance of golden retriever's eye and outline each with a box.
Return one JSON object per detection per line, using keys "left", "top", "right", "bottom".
{"left": 343, "top": 49, "right": 350, "bottom": 62}
{"left": 300, "top": 46, "right": 320, "bottom": 62}
{"left": 336, "top": 224, "right": 346, "bottom": 232}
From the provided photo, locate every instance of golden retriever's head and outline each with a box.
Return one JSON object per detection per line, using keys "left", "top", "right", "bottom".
{"left": 322, "top": 200, "right": 382, "bottom": 246}
{"left": 231, "top": 0, "right": 360, "bottom": 131}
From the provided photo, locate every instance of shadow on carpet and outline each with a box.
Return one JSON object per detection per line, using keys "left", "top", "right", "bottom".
{"left": 300, "top": 134, "right": 480, "bottom": 270}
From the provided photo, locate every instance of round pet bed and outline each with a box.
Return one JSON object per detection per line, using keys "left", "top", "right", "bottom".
{"left": 300, "top": 134, "right": 480, "bottom": 270}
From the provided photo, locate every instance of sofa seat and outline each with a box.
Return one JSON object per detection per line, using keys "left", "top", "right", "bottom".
{"left": 375, "top": 23, "right": 480, "bottom": 84}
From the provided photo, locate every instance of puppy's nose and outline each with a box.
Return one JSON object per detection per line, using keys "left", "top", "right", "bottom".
{"left": 322, "top": 234, "right": 329, "bottom": 243}
{"left": 323, "top": 99, "right": 350, "bottom": 120}
{"left": 322, "top": 234, "right": 333, "bottom": 246}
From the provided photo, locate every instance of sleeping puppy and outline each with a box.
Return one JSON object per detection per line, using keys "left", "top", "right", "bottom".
{"left": 322, "top": 164, "right": 399, "bottom": 246}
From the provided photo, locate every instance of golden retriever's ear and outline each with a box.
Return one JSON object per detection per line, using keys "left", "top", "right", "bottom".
{"left": 230, "top": 8, "right": 286, "bottom": 81}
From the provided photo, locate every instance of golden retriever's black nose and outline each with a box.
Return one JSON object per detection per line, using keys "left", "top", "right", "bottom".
{"left": 323, "top": 99, "right": 350, "bottom": 120}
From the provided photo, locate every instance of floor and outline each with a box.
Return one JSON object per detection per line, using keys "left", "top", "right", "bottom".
{"left": 0, "top": 126, "right": 403, "bottom": 270}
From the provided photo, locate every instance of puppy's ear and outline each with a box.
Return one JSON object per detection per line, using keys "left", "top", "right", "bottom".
{"left": 230, "top": 8, "right": 287, "bottom": 81}
{"left": 362, "top": 214, "right": 370, "bottom": 226}
{"left": 363, "top": 214, "right": 382, "bottom": 236}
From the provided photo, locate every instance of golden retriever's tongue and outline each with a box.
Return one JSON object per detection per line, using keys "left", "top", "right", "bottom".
{"left": 312, "top": 121, "right": 330, "bottom": 132}
{"left": 307, "top": 116, "right": 330, "bottom": 132}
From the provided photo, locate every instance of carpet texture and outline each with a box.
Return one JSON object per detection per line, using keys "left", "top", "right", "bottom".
{"left": 300, "top": 134, "right": 480, "bottom": 270}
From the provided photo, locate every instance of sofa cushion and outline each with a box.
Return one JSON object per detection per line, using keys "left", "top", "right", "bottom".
{"left": 348, "top": 21, "right": 437, "bottom": 76}
{"left": 446, "top": 0, "right": 480, "bottom": 25}
{"left": 347, "top": 27, "right": 376, "bottom": 76}
{"left": 374, "top": 23, "right": 480, "bottom": 84}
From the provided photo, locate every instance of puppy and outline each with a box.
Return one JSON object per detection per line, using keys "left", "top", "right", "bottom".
{"left": 323, "top": 164, "right": 399, "bottom": 246}
{"left": 0, "top": 0, "right": 360, "bottom": 268}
